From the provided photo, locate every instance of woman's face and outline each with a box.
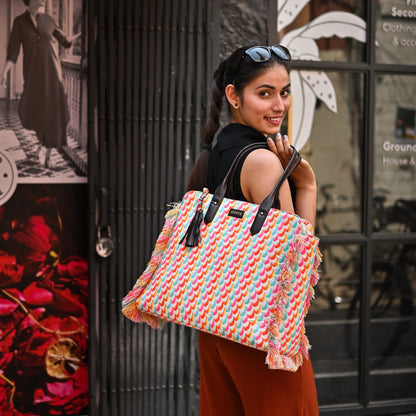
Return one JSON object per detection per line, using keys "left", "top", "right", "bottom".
{"left": 229, "top": 64, "right": 291, "bottom": 136}
{"left": 28, "top": 0, "right": 46, "bottom": 14}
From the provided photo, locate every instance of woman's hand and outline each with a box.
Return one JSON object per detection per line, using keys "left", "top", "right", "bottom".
{"left": 267, "top": 133, "right": 317, "bottom": 228}
{"left": 67, "top": 32, "right": 82, "bottom": 42}
{"left": 267, "top": 133, "right": 316, "bottom": 192}
{"left": 0, "top": 72, "right": 7, "bottom": 87}
{"left": 0, "top": 61, "right": 13, "bottom": 87}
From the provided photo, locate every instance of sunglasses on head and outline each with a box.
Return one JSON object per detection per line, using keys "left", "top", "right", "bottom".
{"left": 244, "top": 45, "right": 292, "bottom": 62}
{"left": 228, "top": 45, "right": 292, "bottom": 86}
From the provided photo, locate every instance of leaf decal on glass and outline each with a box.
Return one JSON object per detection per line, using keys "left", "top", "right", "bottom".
{"left": 277, "top": 1, "right": 367, "bottom": 149}
{"left": 300, "top": 70, "right": 337, "bottom": 112}
{"left": 290, "top": 71, "right": 317, "bottom": 150}
{"left": 278, "top": 0, "right": 310, "bottom": 29}
{"left": 284, "top": 36, "right": 321, "bottom": 61}
{"left": 296, "top": 12, "right": 366, "bottom": 42}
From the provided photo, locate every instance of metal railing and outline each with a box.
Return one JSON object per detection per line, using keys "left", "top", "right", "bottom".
{"left": 62, "top": 64, "right": 81, "bottom": 142}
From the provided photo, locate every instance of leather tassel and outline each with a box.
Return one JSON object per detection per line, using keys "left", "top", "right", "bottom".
{"left": 180, "top": 207, "right": 203, "bottom": 247}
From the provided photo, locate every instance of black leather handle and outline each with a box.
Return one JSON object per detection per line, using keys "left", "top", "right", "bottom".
{"left": 204, "top": 142, "right": 301, "bottom": 235}
{"left": 250, "top": 149, "right": 301, "bottom": 234}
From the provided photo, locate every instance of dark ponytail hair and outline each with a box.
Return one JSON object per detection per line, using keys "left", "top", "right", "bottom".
{"left": 187, "top": 46, "right": 291, "bottom": 191}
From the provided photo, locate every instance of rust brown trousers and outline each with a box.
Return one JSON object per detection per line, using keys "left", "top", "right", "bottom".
{"left": 199, "top": 332, "right": 319, "bottom": 416}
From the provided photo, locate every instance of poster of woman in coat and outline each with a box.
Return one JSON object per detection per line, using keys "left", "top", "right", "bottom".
{"left": 0, "top": 0, "right": 87, "bottom": 184}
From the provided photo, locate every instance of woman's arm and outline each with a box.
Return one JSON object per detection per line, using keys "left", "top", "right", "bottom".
{"left": 267, "top": 134, "right": 317, "bottom": 229}
{"left": 6, "top": 17, "right": 22, "bottom": 65}
{"left": 53, "top": 28, "right": 78, "bottom": 48}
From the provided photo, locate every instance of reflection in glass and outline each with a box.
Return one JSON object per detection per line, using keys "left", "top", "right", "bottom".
{"left": 373, "top": 75, "right": 416, "bottom": 233}
{"left": 370, "top": 244, "right": 416, "bottom": 401}
{"left": 308, "top": 245, "right": 362, "bottom": 406}
{"left": 307, "top": 72, "right": 363, "bottom": 235}
{"left": 376, "top": 0, "right": 416, "bottom": 65}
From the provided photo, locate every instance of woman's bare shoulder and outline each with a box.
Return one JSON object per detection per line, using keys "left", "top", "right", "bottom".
{"left": 240, "top": 148, "right": 285, "bottom": 204}
{"left": 243, "top": 148, "right": 283, "bottom": 175}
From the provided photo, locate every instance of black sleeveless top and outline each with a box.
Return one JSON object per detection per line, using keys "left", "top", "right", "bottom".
{"left": 206, "top": 123, "right": 268, "bottom": 201}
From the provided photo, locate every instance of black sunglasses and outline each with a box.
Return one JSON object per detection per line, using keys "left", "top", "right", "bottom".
{"left": 244, "top": 45, "right": 292, "bottom": 63}
{"left": 229, "top": 45, "right": 291, "bottom": 84}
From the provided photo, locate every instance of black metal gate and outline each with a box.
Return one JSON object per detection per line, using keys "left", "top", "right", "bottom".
{"left": 87, "top": 1, "right": 218, "bottom": 414}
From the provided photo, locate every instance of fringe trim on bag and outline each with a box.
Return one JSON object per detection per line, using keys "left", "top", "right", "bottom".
{"left": 306, "top": 248, "right": 322, "bottom": 309}
{"left": 266, "top": 236, "right": 322, "bottom": 371}
{"left": 121, "top": 204, "right": 181, "bottom": 327}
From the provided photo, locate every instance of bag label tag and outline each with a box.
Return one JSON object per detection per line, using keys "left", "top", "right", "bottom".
{"left": 228, "top": 208, "right": 245, "bottom": 219}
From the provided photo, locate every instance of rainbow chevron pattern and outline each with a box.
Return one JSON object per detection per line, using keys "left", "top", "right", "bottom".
{"left": 122, "top": 190, "right": 321, "bottom": 371}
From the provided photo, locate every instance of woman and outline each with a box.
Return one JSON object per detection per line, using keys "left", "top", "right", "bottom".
{"left": 0, "top": 0, "right": 79, "bottom": 169}
{"left": 187, "top": 45, "right": 319, "bottom": 415}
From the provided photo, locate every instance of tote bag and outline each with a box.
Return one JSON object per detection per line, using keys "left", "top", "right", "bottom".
{"left": 122, "top": 143, "right": 321, "bottom": 371}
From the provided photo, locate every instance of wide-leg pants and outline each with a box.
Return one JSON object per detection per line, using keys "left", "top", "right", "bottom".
{"left": 199, "top": 332, "right": 319, "bottom": 416}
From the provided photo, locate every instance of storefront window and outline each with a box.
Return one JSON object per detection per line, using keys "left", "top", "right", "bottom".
{"left": 370, "top": 243, "right": 416, "bottom": 401}
{"left": 275, "top": 1, "right": 416, "bottom": 413}
{"left": 373, "top": 75, "right": 416, "bottom": 233}
{"left": 376, "top": 0, "right": 416, "bottom": 65}
{"left": 304, "top": 71, "right": 364, "bottom": 235}
{"left": 277, "top": 0, "right": 366, "bottom": 62}
{"left": 308, "top": 244, "right": 362, "bottom": 406}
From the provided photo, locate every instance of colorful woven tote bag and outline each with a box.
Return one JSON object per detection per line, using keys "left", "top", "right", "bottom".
{"left": 122, "top": 143, "right": 321, "bottom": 371}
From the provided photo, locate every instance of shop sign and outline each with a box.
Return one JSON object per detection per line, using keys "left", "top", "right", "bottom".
{"left": 377, "top": 0, "right": 416, "bottom": 64}
{"left": 382, "top": 107, "right": 416, "bottom": 167}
